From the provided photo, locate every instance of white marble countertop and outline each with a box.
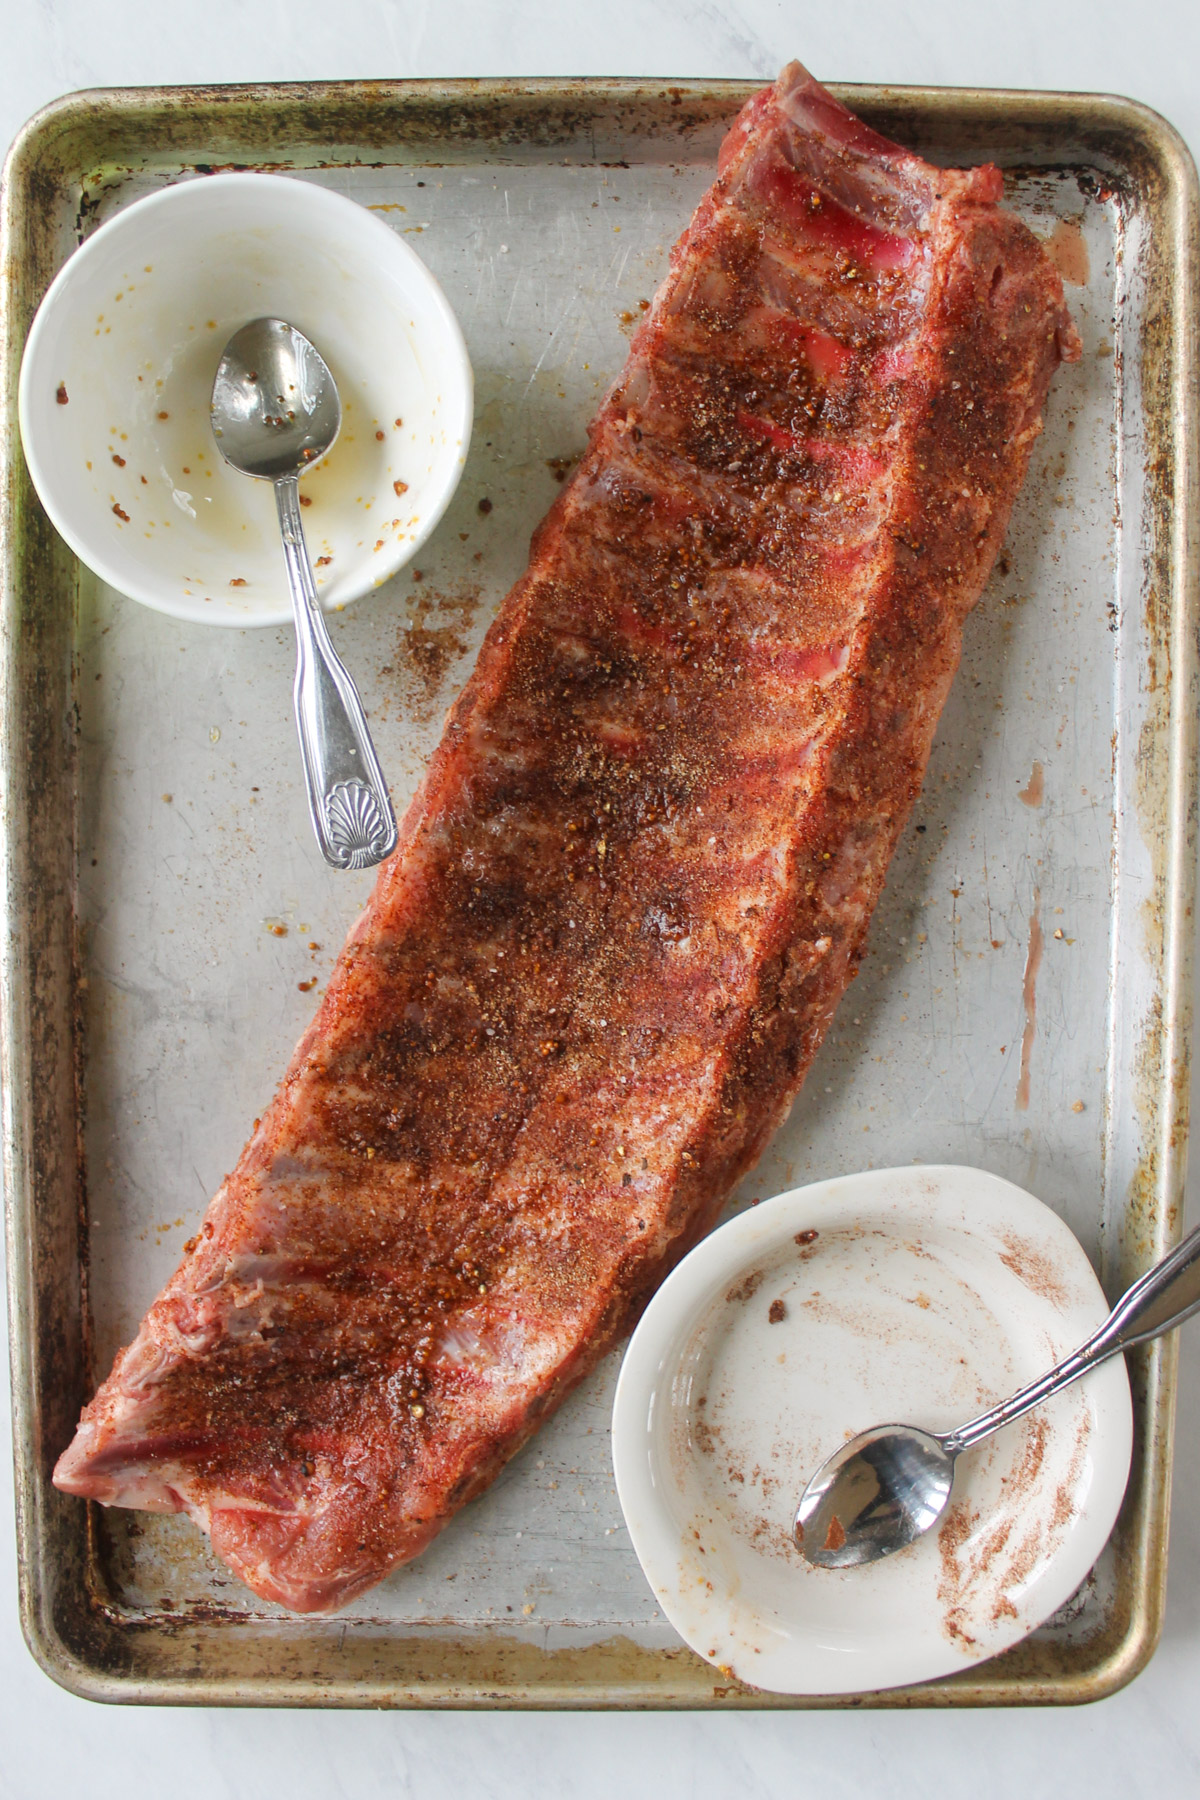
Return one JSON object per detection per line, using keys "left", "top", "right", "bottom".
{"left": 3, "top": 3, "right": 1199, "bottom": 1794}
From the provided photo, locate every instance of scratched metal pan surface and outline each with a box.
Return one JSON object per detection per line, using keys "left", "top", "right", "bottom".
{"left": 1, "top": 78, "right": 1196, "bottom": 1708}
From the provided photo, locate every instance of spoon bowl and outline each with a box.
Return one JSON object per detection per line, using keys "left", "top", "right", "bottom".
{"left": 211, "top": 317, "right": 342, "bottom": 481}
{"left": 794, "top": 1424, "right": 954, "bottom": 1569}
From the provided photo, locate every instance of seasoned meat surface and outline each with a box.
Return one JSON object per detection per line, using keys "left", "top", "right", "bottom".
{"left": 55, "top": 63, "right": 1079, "bottom": 1612}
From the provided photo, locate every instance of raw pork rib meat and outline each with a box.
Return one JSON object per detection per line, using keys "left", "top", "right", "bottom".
{"left": 55, "top": 64, "right": 1079, "bottom": 1611}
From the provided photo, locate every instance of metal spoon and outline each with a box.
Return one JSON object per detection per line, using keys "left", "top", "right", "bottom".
{"left": 795, "top": 1218, "right": 1200, "bottom": 1569}
{"left": 211, "top": 317, "right": 397, "bottom": 870}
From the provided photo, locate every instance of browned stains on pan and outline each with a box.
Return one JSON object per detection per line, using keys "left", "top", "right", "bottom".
{"left": 1016, "top": 892, "right": 1043, "bottom": 1111}
{"left": 1017, "top": 760, "right": 1044, "bottom": 807}
{"left": 1046, "top": 218, "right": 1090, "bottom": 287}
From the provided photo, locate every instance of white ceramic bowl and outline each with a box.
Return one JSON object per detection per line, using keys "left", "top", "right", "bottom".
{"left": 18, "top": 172, "right": 472, "bottom": 627}
{"left": 612, "top": 1165, "right": 1132, "bottom": 1696}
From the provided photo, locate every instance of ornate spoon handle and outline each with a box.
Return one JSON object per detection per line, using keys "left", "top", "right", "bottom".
{"left": 274, "top": 475, "right": 398, "bottom": 870}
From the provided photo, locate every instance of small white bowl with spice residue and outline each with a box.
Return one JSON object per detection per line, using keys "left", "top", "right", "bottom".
{"left": 18, "top": 172, "right": 472, "bottom": 627}
{"left": 611, "top": 1164, "right": 1132, "bottom": 1696}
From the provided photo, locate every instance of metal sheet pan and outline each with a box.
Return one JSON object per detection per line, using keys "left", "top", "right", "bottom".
{"left": 2, "top": 77, "right": 1197, "bottom": 1708}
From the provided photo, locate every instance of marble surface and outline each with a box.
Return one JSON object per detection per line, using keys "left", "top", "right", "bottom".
{"left": 3, "top": 2, "right": 1200, "bottom": 1794}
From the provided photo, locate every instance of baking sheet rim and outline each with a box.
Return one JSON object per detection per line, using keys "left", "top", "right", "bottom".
{"left": 1, "top": 74, "right": 1196, "bottom": 1708}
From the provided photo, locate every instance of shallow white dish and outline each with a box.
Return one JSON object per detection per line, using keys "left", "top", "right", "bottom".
{"left": 612, "top": 1165, "right": 1132, "bottom": 1696}
{"left": 18, "top": 172, "right": 472, "bottom": 627}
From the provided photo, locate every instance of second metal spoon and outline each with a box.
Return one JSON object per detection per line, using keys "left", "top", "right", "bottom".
{"left": 211, "top": 317, "right": 397, "bottom": 871}
{"left": 795, "top": 1218, "right": 1200, "bottom": 1569}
